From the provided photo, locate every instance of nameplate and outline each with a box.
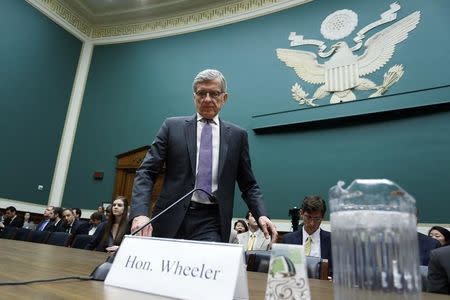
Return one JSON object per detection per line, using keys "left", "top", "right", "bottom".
{"left": 264, "top": 244, "right": 311, "bottom": 300}
{"left": 105, "top": 236, "right": 248, "bottom": 300}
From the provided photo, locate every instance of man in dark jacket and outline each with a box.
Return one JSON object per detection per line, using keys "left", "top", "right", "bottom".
{"left": 282, "top": 195, "right": 332, "bottom": 274}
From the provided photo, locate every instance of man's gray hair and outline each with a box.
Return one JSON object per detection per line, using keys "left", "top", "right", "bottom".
{"left": 192, "top": 69, "right": 227, "bottom": 93}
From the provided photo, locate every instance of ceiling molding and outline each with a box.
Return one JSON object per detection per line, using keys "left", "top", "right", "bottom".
{"left": 26, "top": 0, "right": 91, "bottom": 41}
{"left": 27, "top": 0, "right": 312, "bottom": 45}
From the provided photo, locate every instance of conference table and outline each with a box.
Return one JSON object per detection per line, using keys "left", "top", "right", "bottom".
{"left": 0, "top": 239, "right": 447, "bottom": 299}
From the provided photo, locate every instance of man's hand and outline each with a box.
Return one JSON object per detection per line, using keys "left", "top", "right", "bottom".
{"left": 258, "top": 216, "right": 278, "bottom": 242}
{"left": 131, "top": 216, "right": 153, "bottom": 236}
{"left": 106, "top": 245, "right": 119, "bottom": 256}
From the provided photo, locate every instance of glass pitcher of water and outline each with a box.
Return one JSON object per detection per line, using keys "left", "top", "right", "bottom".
{"left": 329, "top": 179, "right": 421, "bottom": 300}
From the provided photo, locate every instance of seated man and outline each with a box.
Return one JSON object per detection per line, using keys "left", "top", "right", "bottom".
{"left": 282, "top": 195, "right": 332, "bottom": 271}
{"left": 0, "top": 206, "right": 24, "bottom": 230}
{"left": 62, "top": 208, "right": 89, "bottom": 236}
{"left": 237, "top": 211, "right": 271, "bottom": 250}
{"left": 428, "top": 246, "right": 450, "bottom": 294}
{"left": 45, "top": 207, "right": 65, "bottom": 232}
{"left": 36, "top": 206, "right": 53, "bottom": 231}
{"left": 88, "top": 212, "right": 103, "bottom": 235}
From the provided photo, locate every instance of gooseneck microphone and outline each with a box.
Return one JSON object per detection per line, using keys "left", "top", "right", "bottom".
{"left": 90, "top": 187, "right": 216, "bottom": 281}
{"left": 131, "top": 187, "right": 216, "bottom": 235}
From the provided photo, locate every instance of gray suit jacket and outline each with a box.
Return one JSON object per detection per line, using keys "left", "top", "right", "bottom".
{"left": 428, "top": 246, "right": 450, "bottom": 294}
{"left": 130, "top": 115, "right": 267, "bottom": 242}
{"left": 237, "top": 229, "right": 271, "bottom": 250}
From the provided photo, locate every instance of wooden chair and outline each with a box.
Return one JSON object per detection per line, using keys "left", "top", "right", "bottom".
{"left": 46, "top": 232, "right": 72, "bottom": 247}
{"left": 71, "top": 234, "right": 93, "bottom": 249}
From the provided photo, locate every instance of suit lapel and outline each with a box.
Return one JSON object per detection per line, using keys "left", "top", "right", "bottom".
{"left": 218, "top": 119, "right": 230, "bottom": 182}
{"left": 255, "top": 230, "right": 265, "bottom": 249}
{"left": 185, "top": 116, "right": 197, "bottom": 178}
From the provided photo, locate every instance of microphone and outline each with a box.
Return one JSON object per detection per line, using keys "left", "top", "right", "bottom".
{"left": 90, "top": 187, "right": 216, "bottom": 281}
{"left": 131, "top": 187, "right": 216, "bottom": 235}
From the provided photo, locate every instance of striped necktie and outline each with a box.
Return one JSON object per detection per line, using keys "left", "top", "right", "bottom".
{"left": 247, "top": 233, "right": 256, "bottom": 251}
{"left": 304, "top": 236, "right": 312, "bottom": 256}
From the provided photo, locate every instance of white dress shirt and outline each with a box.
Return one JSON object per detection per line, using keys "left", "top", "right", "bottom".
{"left": 191, "top": 113, "right": 220, "bottom": 204}
{"left": 302, "top": 226, "right": 321, "bottom": 258}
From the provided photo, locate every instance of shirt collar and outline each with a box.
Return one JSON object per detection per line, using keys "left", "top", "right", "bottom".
{"left": 302, "top": 226, "right": 321, "bottom": 240}
{"left": 196, "top": 113, "right": 219, "bottom": 125}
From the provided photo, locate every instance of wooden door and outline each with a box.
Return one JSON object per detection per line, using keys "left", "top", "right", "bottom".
{"left": 113, "top": 146, "right": 165, "bottom": 215}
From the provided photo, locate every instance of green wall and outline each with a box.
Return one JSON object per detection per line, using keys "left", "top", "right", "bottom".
{"left": 65, "top": 0, "right": 450, "bottom": 222}
{"left": 0, "top": 0, "right": 82, "bottom": 204}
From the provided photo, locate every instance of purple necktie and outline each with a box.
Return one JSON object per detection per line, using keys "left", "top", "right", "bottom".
{"left": 196, "top": 119, "right": 212, "bottom": 200}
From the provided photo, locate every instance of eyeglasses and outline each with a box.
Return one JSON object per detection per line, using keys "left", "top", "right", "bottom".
{"left": 302, "top": 214, "right": 323, "bottom": 222}
{"left": 195, "top": 91, "right": 224, "bottom": 99}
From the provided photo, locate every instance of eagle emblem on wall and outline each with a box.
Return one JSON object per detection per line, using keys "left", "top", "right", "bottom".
{"left": 276, "top": 3, "right": 420, "bottom": 106}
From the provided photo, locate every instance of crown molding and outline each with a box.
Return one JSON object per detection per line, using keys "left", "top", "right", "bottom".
{"left": 26, "top": 0, "right": 91, "bottom": 41}
{"left": 26, "top": 0, "right": 311, "bottom": 45}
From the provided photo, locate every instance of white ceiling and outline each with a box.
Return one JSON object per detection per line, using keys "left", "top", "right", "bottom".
{"left": 60, "top": 0, "right": 239, "bottom": 25}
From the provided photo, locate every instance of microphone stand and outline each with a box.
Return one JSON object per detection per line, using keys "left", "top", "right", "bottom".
{"left": 132, "top": 187, "right": 215, "bottom": 236}
{"left": 90, "top": 187, "right": 216, "bottom": 281}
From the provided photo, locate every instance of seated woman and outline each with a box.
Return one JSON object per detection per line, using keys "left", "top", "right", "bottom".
{"left": 86, "top": 196, "right": 129, "bottom": 253}
{"left": 22, "top": 212, "right": 36, "bottom": 230}
{"left": 428, "top": 226, "right": 450, "bottom": 247}
{"left": 234, "top": 219, "right": 248, "bottom": 234}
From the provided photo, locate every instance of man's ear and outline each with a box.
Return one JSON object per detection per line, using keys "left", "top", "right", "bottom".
{"left": 299, "top": 209, "right": 304, "bottom": 217}
{"left": 222, "top": 93, "right": 228, "bottom": 103}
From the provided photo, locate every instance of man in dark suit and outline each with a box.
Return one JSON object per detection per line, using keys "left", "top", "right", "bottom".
{"left": 45, "top": 207, "right": 65, "bottom": 232}
{"left": 0, "top": 206, "right": 24, "bottom": 229}
{"left": 282, "top": 196, "right": 332, "bottom": 272}
{"left": 428, "top": 246, "right": 450, "bottom": 294}
{"left": 62, "top": 208, "right": 89, "bottom": 236}
{"left": 418, "top": 232, "right": 440, "bottom": 266}
{"left": 36, "top": 206, "right": 53, "bottom": 231}
{"left": 130, "top": 69, "right": 277, "bottom": 243}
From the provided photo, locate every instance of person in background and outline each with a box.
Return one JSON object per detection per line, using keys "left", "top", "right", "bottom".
{"left": 36, "top": 206, "right": 53, "bottom": 231}
{"left": 62, "top": 208, "right": 89, "bottom": 236}
{"left": 428, "top": 226, "right": 450, "bottom": 247}
{"left": 86, "top": 196, "right": 129, "bottom": 253}
{"left": 72, "top": 208, "right": 82, "bottom": 221}
{"left": 0, "top": 206, "right": 24, "bottom": 230}
{"left": 234, "top": 219, "right": 248, "bottom": 234}
{"left": 282, "top": 195, "right": 332, "bottom": 273}
{"left": 97, "top": 205, "right": 106, "bottom": 222}
{"left": 104, "top": 205, "right": 111, "bottom": 221}
{"left": 237, "top": 211, "right": 271, "bottom": 250}
{"left": 416, "top": 210, "right": 440, "bottom": 266}
{"left": 130, "top": 69, "right": 277, "bottom": 243}
{"left": 22, "top": 212, "right": 36, "bottom": 230}
{"left": 45, "top": 207, "right": 65, "bottom": 232}
{"left": 427, "top": 246, "right": 450, "bottom": 294}
{"left": 88, "top": 212, "right": 104, "bottom": 235}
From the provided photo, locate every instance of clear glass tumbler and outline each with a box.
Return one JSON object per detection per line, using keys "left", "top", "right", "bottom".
{"left": 329, "top": 179, "right": 421, "bottom": 300}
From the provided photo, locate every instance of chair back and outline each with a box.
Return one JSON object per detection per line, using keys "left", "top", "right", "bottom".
{"left": 306, "top": 256, "right": 329, "bottom": 280}
{"left": 71, "top": 234, "right": 93, "bottom": 249}
{"left": 419, "top": 265, "right": 428, "bottom": 292}
{"left": 46, "top": 232, "right": 72, "bottom": 247}
{"left": 28, "top": 230, "right": 50, "bottom": 243}
{"left": 0, "top": 227, "right": 17, "bottom": 239}
{"left": 246, "top": 250, "right": 272, "bottom": 273}
{"left": 14, "top": 228, "right": 31, "bottom": 241}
